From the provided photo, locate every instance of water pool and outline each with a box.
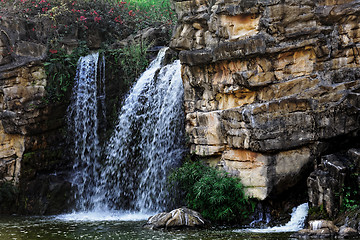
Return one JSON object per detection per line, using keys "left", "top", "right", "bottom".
{"left": 0, "top": 215, "right": 297, "bottom": 240}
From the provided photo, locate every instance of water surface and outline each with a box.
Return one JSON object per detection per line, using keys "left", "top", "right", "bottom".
{"left": 0, "top": 215, "right": 296, "bottom": 240}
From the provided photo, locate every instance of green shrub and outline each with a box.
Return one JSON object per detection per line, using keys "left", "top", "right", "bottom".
{"left": 0, "top": 0, "right": 176, "bottom": 41}
{"left": 106, "top": 41, "right": 150, "bottom": 86}
{"left": 0, "top": 181, "right": 18, "bottom": 212}
{"left": 341, "top": 184, "right": 360, "bottom": 211}
{"left": 44, "top": 41, "right": 90, "bottom": 102}
{"left": 169, "top": 160, "right": 254, "bottom": 223}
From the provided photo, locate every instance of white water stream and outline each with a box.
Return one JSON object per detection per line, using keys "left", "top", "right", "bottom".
{"left": 65, "top": 48, "right": 184, "bottom": 220}
{"left": 236, "top": 203, "right": 309, "bottom": 233}
{"left": 67, "top": 52, "right": 102, "bottom": 212}
{"left": 100, "top": 48, "right": 184, "bottom": 213}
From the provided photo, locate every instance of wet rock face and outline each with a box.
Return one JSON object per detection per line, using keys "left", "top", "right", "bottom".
{"left": 171, "top": 0, "right": 360, "bottom": 200}
{"left": 308, "top": 148, "right": 360, "bottom": 217}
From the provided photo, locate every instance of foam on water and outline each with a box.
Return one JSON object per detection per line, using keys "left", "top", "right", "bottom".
{"left": 236, "top": 203, "right": 309, "bottom": 233}
{"left": 54, "top": 211, "right": 152, "bottom": 222}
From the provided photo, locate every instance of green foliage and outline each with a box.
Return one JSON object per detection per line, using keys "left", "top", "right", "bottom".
{"left": 0, "top": 181, "right": 18, "bottom": 209}
{"left": 308, "top": 205, "right": 330, "bottom": 220}
{"left": 169, "top": 159, "right": 254, "bottom": 223}
{"left": 106, "top": 41, "right": 150, "bottom": 86}
{"left": 0, "top": 0, "right": 176, "bottom": 42}
{"left": 341, "top": 185, "right": 360, "bottom": 211}
{"left": 126, "top": 0, "right": 176, "bottom": 28}
{"left": 44, "top": 40, "right": 150, "bottom": 103}
{"left": 339, "top": 170, "right": 360, "bottom": 212}
{"left": 44, "top": 42, "right": 90, "bottom": 102}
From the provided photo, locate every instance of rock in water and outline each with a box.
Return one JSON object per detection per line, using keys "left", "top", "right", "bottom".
{"left": 339, "top": 226, "right": 359, "bottom": 238}
{"left": 309, "top": 220, "right": 339, "bottom": 232}
{"left": 143, "top": 207, "right": 209, "bottom": 230}
{"left": 292, "top": 219, "right": 359, "bottom": 239}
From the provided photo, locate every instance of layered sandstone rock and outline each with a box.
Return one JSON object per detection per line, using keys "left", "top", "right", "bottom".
{"left": 0, "top": 16, "right": 73, "bottom": 214}
{"left": 171, "top": 0, "right": 360, "bottom": 199}
{"left": 0, "top": 16, "right": 54, "bottom": 184}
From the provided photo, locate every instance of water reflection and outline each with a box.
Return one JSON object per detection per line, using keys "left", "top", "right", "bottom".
{"left": 0, "top": 215, "right": 296, "bottom": 240}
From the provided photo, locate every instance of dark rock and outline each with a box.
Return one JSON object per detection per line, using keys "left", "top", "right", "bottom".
{"left": 308, "top": 149, "right": 360, "bottom": 218}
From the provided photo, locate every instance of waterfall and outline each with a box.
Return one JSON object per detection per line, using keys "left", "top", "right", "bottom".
{"left": 237, "top": 203, "right": 309, "bottom": 233}
{"left": 99, "top": 47, "right": 184, "bottom": 213}
{"left": 66, "top": 48, "right": 184, "bottom": 217}
{"left": 67, "top": 52, "right": 104, "bottom": 211}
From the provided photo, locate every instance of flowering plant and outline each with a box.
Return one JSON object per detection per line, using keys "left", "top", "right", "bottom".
{"left": 0, "top": 0, "right": 175, "bottom": 44}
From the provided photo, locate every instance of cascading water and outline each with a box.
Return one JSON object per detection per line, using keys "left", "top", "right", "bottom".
{"left": 99, "top": 47, "right": 184, "bottom": 213}
{"left": 236, "top": 203, "right": 309, "bottom": 233}
{"left": 65, "top": 48, "right": 184, "bottom": 219}
{"left": 67, "top": 52, "right": 104, "bottom": 211}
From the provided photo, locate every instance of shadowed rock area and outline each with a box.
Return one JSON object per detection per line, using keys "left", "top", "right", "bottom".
{"left": 170, "top": 0, "right": 360, "bottom": 200}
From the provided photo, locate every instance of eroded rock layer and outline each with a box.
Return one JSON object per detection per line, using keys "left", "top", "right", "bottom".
{"left": 0, "top": 17, "right": 73, "bottom": 214}
{"left": 171, "top": 0, "right": 360, "bottom": 200}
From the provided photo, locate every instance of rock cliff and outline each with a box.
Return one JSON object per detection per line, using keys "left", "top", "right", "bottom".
{"left": 0, "top": 16, "right": 73, "bottom": 214}
{"left": 170, "top": 0, "right": 360, "bottom": 200}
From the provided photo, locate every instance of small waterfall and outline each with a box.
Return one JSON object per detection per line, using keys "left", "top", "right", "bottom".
{"left": 67, "top": 52, "right": 104, "bottom": 211}
{"left": 250, "top": 203, "right": 271, "bottom": 227}
{"left": 99, "top": 47, "right": 184, "bottom": 213}
{"left": 239, "top": 203, "right": 309, "bottom": 233}
{"left": 310, "top": 220, "right": 323, "bottom": 230}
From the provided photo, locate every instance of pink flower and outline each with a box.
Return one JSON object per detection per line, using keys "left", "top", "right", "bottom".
{"left": 79, "top": 16, "right": 87, "bottom": 21}
{"left": 114, "top": 15, "right": 122, "bottom": 23}
{"left": 49, "top": 49, "right": 58, "bottom": 54}
{"left": 128, "top": 10, "right": 135, "bottom": 16}
{"left": 94, "top": 16, "right": 101, "bottom": 22}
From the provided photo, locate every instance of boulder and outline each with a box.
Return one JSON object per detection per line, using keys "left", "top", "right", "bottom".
{"left": 292, "top": 220, "right": 339, "bottom": 239}
{"left": 339, "top": 226, "right": 358, "bottom": 238}
{"left": 309, "top": 220, "right": 339, "bottom": 232}
{"left": 143, "top": 207, "right": 209, "bottom": 230}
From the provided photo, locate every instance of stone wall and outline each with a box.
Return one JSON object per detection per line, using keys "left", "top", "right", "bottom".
{"left": 0, "top": 16, "right": 73, "bottom": 214}
{"left": 171, "top": 0, "right": 360, "bottom": 200}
